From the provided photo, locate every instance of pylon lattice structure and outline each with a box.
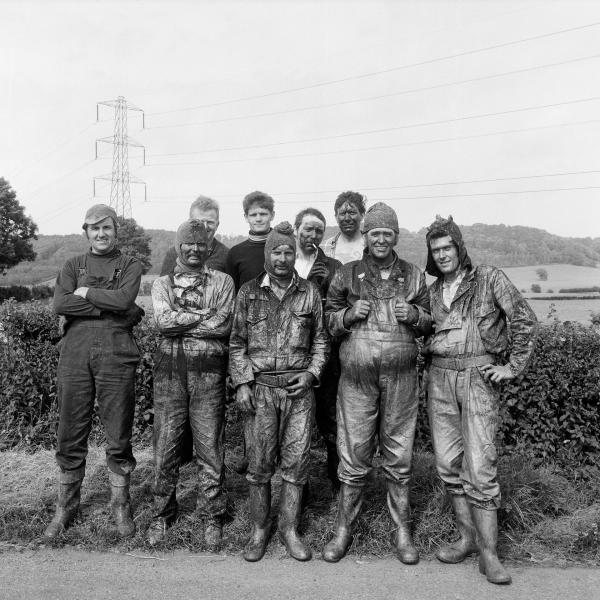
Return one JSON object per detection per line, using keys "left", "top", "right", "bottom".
{"left": 94, "top": 96, "right": 146, "bottom": 219}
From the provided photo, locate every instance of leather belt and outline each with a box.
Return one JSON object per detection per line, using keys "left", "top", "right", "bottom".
{"left": 255, "top": 371, "right": 304, "bottom": 388}
{"left": 430, "top": 354, "right": 496, "bottom": 370}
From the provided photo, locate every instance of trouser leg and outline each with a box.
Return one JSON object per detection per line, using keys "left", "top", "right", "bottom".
{"left": 94, "top": 329, "right": 138, "bottom": 476}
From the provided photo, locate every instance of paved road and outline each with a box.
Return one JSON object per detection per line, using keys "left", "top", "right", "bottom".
{"left": 1, "top": 549, "right": 599, "bottom": 600}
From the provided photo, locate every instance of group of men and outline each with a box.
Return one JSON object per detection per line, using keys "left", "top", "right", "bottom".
{"left": 47, "top": 189, "right": 538, "bottom": 586}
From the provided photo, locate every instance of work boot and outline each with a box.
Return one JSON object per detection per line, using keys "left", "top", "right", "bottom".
{"left": 42, "top": 469, "right": 84, "bottom": 541}
{"left": 387, "top": 481, "right": 419, "bottom": 565}
{"left": 205, "top": 516, "right": 223, "bottom": 551}
{"left": 278, "top": 481, "right": 312, "bottom": 561}
{"left": 472, "top": 507, "right": 512, "bottom": 585}
{"left": 243, "top": 484, "right": 272, "bottom": 562}
{"left": 326, "top": 442, "right": 340, "bottom": 493}
{"left": 435, "top": 495, "right": 478, "bottom": 564}
{"left": 322, "top": 484, "right": 363, "bottom": 563}
{"left": 108, "top": 471, "right": 135, "bottom": 538}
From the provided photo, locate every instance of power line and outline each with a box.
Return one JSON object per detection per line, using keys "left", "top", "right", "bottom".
{"left": 148, "top": 96, "right": 600, "bottom": 157}
{"left": 142, "top": 169, "right": 600, "bottom": 203}
{"left": 25, "top": 159, "right": 96, "bottom": 199}
{"left": 145, "top": 119, "right": 600, "bottom": 167}
{"left": 144, "top": 53, "right": 600, "bottom": 130}
{"left": 147, "top": 20, "right": 600, "bottom": 117}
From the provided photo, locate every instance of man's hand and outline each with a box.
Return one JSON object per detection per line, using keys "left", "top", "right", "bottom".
{"left": 236, "top": 383, "right": 255, "bottom": 413}
{"left": 395, "top": 299, "right": 418, "bottom": 324}
{"left": 286, "top": 372, "right": 316, "bottom": 399}
{"left": 343, "top": 300, "right": 371, "bottom": 327}
{"left": 480, "top": 364, "right": 515, "bottom": 383}
{"left": 310, "top": 263, "right": 329, "bottom": 280}
{"left": 74, "top": 287, "right": 89, "bottom": 299}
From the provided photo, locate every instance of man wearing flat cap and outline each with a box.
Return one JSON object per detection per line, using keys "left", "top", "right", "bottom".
{"left": 323, "top": 202, "right": 432, "bottom": 564}
{"left": 423, "top": 216, "right": 537, "bottom": 585}
{"left": 229, "top": 222, "right": 329, "bottom": 562}
{"left": 45, "top": 204, "right": 143, "bottom": 541}
{"left": 148, "top": 219, "right": 235, "bottom": 548}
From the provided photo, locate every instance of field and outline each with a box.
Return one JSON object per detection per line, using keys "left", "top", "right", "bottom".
{"left": 527, "top": 298, "right": 600, "bottom": 324}
{"left": 501, "top": 264, "right": 600, "bottom": 294}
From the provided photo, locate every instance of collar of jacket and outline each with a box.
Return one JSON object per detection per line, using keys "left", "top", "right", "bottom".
{"left": 431, "top": 265, "right": 476, "bottom": 308}
{"left": 256, "top": 270, "right": 307, "bottom": 292}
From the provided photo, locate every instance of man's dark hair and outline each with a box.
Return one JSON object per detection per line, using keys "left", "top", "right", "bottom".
{"left": 294, "top": 207, "right": 326, "bottom": 230}
{"left": 334, "top": 191, "right": 366, "bottom": 215}
{"left": 243, "top": 190, "right": 275, "bottom": 214}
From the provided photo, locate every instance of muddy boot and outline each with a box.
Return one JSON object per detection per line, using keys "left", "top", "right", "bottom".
{"left": 326, "top": 442, "right": 340, "bottom": 494}
{"left": 472, "top": 507, "right": 512, "bottom": 585}
{"left": 322, "top": 484, "right": 363, "bottom": 563}
{"left": 436, "top": 495, "right": 478, "bottom": 564}
{"left": 278, "top": 481, "right": 312, "bottom": 561}
{"left": 43, "top": 469, "right": 84, "bottom": 541}
{"left": 387, "top": 481, "right": 419, "bottom": 565}
{"left": 205, "top": 516, "right": 223, "bottom": 551}
{"left": 243, "top": 484, "right": 272, "bottom": 562}
{"left": 109, "top": 471, "right": 136, "bottom": 538}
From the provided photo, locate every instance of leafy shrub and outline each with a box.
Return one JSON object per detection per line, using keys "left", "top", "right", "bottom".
{"left": 531, "top": 283, "right": 541, "bottom": 293}
{"left": 559, "top": 286, "right": 600, "bottom": 293}
{"left": 0, "top": 285, "right": 32, "bottom": 303}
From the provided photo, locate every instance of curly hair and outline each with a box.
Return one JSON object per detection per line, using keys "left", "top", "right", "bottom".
{"left": 243, "top": 190, "right": 275, "bottom": 214}
{"left": 334, "top": 191, "right": 366, "bottom": 215}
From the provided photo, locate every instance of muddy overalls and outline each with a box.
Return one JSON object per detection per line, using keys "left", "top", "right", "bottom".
{"left": 328, "top": 257, "right": 431, "bottom": 487}
{"left": 56, "top": 254, "right": 139, "bottom": 479}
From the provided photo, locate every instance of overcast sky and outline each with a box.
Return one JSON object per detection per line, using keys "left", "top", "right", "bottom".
{"left": 3, "top": 0, "right": 600, "bottom": 238}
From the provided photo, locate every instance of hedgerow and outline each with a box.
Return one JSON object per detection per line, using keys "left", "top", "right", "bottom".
{"left": 0, "top": 300, "right": 599, "bottom": 467}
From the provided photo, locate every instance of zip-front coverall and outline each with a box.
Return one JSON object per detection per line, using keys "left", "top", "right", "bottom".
{"left": 425, "top": 265, "right": 538, "bottom": 508}
{"left": 151, "top": 267, "right": 234, "bottom": 519}
{"left": 325, "top": 253, "right": 432, "bottom": 486}
{"left": 229, "top": 273, "right": 329, "bottom": 486}
{"left": 53, "top": 248, "right": 142, "bottom": 477}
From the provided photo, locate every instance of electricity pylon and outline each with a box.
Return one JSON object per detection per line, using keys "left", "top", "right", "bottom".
{"left": 94, "top": 96, "right": 146, "bottom": 219}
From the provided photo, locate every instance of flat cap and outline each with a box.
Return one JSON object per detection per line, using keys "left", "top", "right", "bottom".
{"left": 83, "top": 204, "right": 118, "bottom": 227}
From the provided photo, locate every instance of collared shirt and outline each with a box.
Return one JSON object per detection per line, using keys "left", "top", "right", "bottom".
{"left": 442, "top": 270, "right": 465, "bottom": 308}
{"left": 322, "top": 232, "right": 365, "bottom": 264}
{"left": 260, "top": 272, "right": 295, "bottom": 292}
{"left": 295, "top": 250, "right": 318, "bottom": 279}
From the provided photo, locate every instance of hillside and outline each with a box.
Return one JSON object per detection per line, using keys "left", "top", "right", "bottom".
{"left": 2, "top": 223, "right": 599, "bottom": 285}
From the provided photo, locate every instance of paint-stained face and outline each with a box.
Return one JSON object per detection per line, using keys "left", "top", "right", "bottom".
{"left": 430, "top": 235, "right": 460, "bottom": 276}
{"left": 296, "top": 214, "right": 325, "bottom": 254}
{"left": 180, "top": 240, "right": 209, "bottom": 267}
{"left": 335, "top": 201, "right": 362, "bottom": 236}
{"left": 365, "top": 227, "right": 397, "bottom": 262}
{"left": 86, "top": 217, "right": 117, "bottom": 255}
{"left": 245, "top": 204, "right": 274, "bottom": 235}
{"left": 268, "top": 245, "right": 295, "bottom": 278}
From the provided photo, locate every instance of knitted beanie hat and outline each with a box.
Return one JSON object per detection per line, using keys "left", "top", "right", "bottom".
{"left": 264, "top": 221, "right": 296, "bottom": 259}
{"left": 362, "top": 202, "right": 399, "bottom": 233}
{"left": 175, "top": 219, "right": 209, "bottom": 261}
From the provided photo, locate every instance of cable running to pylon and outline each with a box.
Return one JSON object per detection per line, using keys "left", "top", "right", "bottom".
{"left": 147, "top": 20, "right": 600, "bottom": 117}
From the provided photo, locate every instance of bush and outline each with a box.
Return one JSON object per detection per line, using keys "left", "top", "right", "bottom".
{"left": 559, "top": 286, "right": 600, "bottom": 294}
{"left": 531, "top": 283, "right": 541, "bottom": 293}
{"left": 0, "top": 285, "right": 32, "bottom": 303}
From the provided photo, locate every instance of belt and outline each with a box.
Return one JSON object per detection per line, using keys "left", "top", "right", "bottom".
{"left": 430, "top": 354, "right": 495, "bottom": 370}
{"left": 255, "top": 371, "right": 304, "bottom": 388}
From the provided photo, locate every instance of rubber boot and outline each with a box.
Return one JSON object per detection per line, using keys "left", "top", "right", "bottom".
{"left": 109, "top": 471, "right": 136, "bottom": 538}
{"left": 205, "top": 516, "right": 223, "bottom": 551}
{"left": 147, "top": 490, "right": 178, "bottom": 546}
{"left": 472, "top": 507, "right": 512, "bottom": 585}
{"left": 322, "top": 484, "right": 363, "bottom": 563}
{"left": 42, "top": 469, "right": 84, "bottom": 541}
{"left": 387, "top": 481, "right": 419, "bottom": 565}
{"left": 436, "top": 495, "right": 479, "bottom": 564}
{"left": 278, "top": 481, "right": 312, "bottom": 561}
{"left": 243, "top": 484, "right": 272, "bottom": 562}
{"left": 325, "top": 442, "right": 340, "bottom": 493}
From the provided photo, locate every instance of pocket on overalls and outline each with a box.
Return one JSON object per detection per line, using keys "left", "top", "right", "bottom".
{"left": 290, "top": 310, "right": 311, "bottom": 351}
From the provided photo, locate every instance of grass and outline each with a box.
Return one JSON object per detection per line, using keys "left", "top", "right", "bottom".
{"left": 1, "top": 434, "right": 599, "bottom": 565}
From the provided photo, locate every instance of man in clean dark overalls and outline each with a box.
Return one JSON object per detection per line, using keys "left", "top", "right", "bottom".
{"left": 45, "top": 204, "right": 142, "bottom": 540}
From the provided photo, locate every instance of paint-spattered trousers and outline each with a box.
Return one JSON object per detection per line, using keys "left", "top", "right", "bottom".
{"left": 246, "top": 382, "right": 315, "bottom": 486}
{"left": 337, "top": 332, "right": 419, "bottom": 487}
{"left": 56, "top": 321, "right": 139, "bottom": 475}
{"left": 427, "top": 364, "right": 501, "bottom": 508}
{"left": 152, "top": 346, "right": 227, "bottom": 520}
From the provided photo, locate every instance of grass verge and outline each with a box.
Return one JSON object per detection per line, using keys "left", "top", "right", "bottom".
{"left": 1, "top": 439, "right": 599, "bottom": 565}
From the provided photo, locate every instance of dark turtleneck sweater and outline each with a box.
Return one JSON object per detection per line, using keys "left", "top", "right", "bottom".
{"left": 226, "top": 231, "right": 271, "bottom": 292}
{"left": 53, "top": 247, "right": 142, "bottom": 318}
